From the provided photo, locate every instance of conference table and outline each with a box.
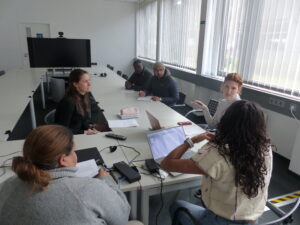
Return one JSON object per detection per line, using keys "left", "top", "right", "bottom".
{"left": 0, "top": 68, "right": 46, "bottom": 141}
{"left": 0, "top": 66, "right": 206, "bottom": 225}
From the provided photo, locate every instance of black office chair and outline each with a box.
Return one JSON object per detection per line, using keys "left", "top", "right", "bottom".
{"left": 0, "top": 70, "right": 5, "bottom": 76}
{"left": 44, "top": 109, "right": 56, "bottom": 124}
{"left": 174, "top": 92, "right": 186, "bottom": 107}
{"left": 117, "top": 70, "right": 122, "bottom": 76}
{"left": 184, "top": 99, "right": 218, "bottom": 129}
{"left": 172, "top": 197, "right": 300, "bottom": 225}
{"left": 122, "top": 74, "right": 128, "bottom": 80}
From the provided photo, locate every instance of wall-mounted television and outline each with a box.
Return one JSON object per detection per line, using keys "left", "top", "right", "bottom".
{"left": 27, "top": 38, "right": 91, "bottom": 68}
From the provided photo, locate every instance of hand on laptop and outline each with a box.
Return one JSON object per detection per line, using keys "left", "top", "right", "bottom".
{"left": 191, "top": 132, "right": 214, "bottom": 144}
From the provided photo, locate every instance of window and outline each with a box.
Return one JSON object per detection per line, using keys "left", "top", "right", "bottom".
{"left": 203, "top": 0, "right": 300, "bottom": 97}
{"left": 160, "top": 0, "right": 202, "bottom": 70}
{"left": 137, "top": 0, "right": 157, "bottom": 61}
{"left": 137, "top": 0, "right": 201, "bottom": 71}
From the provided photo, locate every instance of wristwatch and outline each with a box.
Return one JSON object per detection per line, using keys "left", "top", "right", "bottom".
{"left": 185, "top": 138, "right": 194, "bottom": 148}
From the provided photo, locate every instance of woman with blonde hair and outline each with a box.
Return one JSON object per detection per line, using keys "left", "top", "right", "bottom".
{"left": 192, "top": 73, "right": 243, "bottom": 128}
{"left": 0, "top": 125, "right": 136, "bottom": 225}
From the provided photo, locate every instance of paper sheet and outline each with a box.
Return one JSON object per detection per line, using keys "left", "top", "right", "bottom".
{"left": 137, "top": 96, "right": 152, "bottom": 101}
{"left": 122, "top": 89, "right": 136, "bottom": 94}
{"left": 75, "top": 159, "right": 99, "bottom": 178}
{"left": 108, "top": 119, "right": 139, "bottom": 128}
{"left": 183, "top": 125, "right": 205, "bottom": 136}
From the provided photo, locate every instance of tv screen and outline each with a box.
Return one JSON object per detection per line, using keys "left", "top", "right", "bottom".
{"left": 27, "top": 38, "right": 91, "bottom": 68}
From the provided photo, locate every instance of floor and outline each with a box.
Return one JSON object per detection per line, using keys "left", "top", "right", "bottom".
{"left": 7, "top": 86, "right": 300, "bottom": 225}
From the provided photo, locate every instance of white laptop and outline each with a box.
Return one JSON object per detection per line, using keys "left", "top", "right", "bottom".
{"left": 146, "top": 110, "right": 162, "bottom": 130}
{"left": 146, "top": 126, "right": 196, "bottom": 176}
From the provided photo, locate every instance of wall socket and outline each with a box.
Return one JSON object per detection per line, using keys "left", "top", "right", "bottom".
{"left": 269, "top": 97, "right": 285, "bottom": 108}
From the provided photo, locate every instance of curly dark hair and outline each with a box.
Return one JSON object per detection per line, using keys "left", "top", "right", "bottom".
{"left": 213, "top": 100, "right": 271, "bottom": 198}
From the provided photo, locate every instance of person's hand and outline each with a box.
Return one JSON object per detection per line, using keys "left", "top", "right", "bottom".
{"left": 190, "top": 100, "right": 208, "bottom": 110}
{"left": 139, "top": 91, "right": 146, "bottom": 97}
{"left": 191, "top": 132, "right": 214, "bottom": 144}
{"left": 84, "top": 128, "right": 100, "bottom": 135}
{"left": 96, "top": 168, "right": 110, "bottom": 178}
{"left": 125, "top": 81, "right": 132, "bottom": 89}
{"left": 151, "top": 96, "right": 161, "bottom": 101}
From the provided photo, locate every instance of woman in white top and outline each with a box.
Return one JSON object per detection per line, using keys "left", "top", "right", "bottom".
{"left": 192, "top": 73, "right": 243, "bottom": 128}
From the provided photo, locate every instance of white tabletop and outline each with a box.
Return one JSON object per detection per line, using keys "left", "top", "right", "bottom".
{"left": 0, "top": 68, "right": 46, "bottom": 141}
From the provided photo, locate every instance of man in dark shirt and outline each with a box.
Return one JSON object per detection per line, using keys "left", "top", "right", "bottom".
{"left": 138, "top": 62, "right": 179, "bottom": 106}
{"left": 125, "top": 60, "right": 153, "bottom": 91}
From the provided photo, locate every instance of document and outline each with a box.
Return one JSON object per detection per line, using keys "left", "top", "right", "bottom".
{"left": 137, "top": 96, "right": 152, "bottom": 101}
{"left": 183, "top": 125, "right": 205, "bottom": 136}
{"left": 122, "top": 89, "right": 136, "bottom": 94}
{"left": 75, "top": 159, "right": 99, "bottom": 178}
{"left": 108, "top": 119, "right": 139, "bottom": 128}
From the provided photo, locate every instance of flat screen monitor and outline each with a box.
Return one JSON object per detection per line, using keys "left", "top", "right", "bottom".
{"left": 27, "top": 38, "right": 91, "bottom": 68}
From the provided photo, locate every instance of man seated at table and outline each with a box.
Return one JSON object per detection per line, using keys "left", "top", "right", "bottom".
{"left": 139, "top": 62, "right": 179, "bottom": 106}
{"left": 125, "top": 60, "right": 153, "bottom": 91}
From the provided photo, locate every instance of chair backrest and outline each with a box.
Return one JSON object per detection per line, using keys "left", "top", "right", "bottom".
{"left": 0, "top": 70, "right": 5, "bottom": 76}
{"left": 44, "top": 109, "right": 56, "bottom": 124}
{"left": 117, "top": 70, "right": 122, "bottom": 76}
{"left": 207, "top": 99, "right": 219, "bottom": 117}
{"left": 122, "top": 74, "right": 128, "bottom": 80}
{"left": 173, "top": 92, "right": 186, "bottom": 107}
{"left": 50, "top": 77, "right": 65, "bottom": 103}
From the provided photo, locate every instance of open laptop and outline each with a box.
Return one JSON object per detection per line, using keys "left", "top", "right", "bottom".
{"left": 146, "top": 126, "right": 196, "bottom": 176}
{"left": 146, "top": 110, "right": 162, "bottom": 130}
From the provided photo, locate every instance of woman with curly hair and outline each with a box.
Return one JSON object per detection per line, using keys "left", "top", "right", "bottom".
{"left": 161, "top": 100, "right": 273, "bottom": 225}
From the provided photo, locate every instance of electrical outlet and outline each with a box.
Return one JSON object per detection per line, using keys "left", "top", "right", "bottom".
{"left": 290, "top": 104, "right": 297, "bottom": 112}
{"left": 269, "top": 97, "right": 285, "bottom": 108}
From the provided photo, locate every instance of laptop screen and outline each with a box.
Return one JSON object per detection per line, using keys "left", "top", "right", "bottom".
{"left": 147, "top": 126, "right": 186, "bottom": 162}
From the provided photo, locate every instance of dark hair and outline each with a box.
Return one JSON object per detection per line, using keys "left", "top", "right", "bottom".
{"left": 213, "top": 100, "right": 270, "bottom": 198}
{"left": 66, "top": 69, "right": 90, "bottom": 116}
{"left": 133, "top": 59, "right": 143, "bottom": 66}
{"left": 12, "top": 125, "right": 73, "bottom": 191}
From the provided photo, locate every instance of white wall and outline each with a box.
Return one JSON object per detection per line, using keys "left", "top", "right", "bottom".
{"left": 175, "top": 78, "right": 300, "bottom": 160}
{"left": 0, "top": 0, "right": 136, "bottom": 75}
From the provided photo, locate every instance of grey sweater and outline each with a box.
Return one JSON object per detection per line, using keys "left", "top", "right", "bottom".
{"left": 0, "top": 167, "right": 131, "bottom": 225}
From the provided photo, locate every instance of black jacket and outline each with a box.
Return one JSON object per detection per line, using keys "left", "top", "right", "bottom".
{"left": 128, "top": 67, "right": 153, "bottom": 91}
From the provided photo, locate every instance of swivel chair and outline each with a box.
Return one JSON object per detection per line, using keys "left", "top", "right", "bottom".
{"left": 44, "top": 109, "right": 56, "bottom": 124}
{"left": 122, "top": 74, "right": 129, "bottom": 80}
{"left": 50, "top": 77, "right": 65, "bottom": 103}
{"left": 117, "top": 70, "right": 122, "bottom": 76}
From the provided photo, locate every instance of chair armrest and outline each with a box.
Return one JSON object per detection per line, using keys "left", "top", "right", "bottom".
{"left": 185, "top": 109, "right": 203, "bottom": 118}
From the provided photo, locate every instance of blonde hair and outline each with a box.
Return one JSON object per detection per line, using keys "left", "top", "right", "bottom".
{"left": 12, "top": 125, "right": 73, "bottom": 191}
{"left": 153, "top": 62, "right": 165, "bottom": 71}
{"left": 222, "top": 73, "right": 243, "bottom": 93}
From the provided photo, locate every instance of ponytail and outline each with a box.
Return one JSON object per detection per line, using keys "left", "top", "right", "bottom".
{"left": 12, "top": 156, "right": 51, "bottom": 191}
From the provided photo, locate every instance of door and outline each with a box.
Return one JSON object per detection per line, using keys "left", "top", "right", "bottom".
{"left": 19, "top": 23, "right": 50, "bottom": 68}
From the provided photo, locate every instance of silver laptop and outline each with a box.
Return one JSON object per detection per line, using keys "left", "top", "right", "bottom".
{"left": 146, "top": 126, "right": 195, "bottom": 176}
{"left": 146, "top": 110, "right": 162, "bottom": 130}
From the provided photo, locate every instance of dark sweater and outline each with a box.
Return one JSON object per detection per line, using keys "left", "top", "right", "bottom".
{"left": 55, "top": 94, "right": 91, "bottom": 134}
{"left": 145, "top": 69, "right": 179, "bottom": 106}
{"left": 128, "top": 67, "right": 153, "bottom": 91}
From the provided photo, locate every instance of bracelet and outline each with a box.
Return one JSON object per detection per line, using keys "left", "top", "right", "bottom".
{"left": 185, "top": 138, "right": 194, "bottom": 148}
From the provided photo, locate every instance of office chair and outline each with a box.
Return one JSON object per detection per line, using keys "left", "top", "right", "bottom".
{"left": 0, "top": 70, "right": 5, "bottom": 76}
{"left": 172, "top": 197, "right": 300, "bottom": 225}
{"left": 117, "top": 70, "right": 122, "bottom": 76}
{"left": 44, "top": 109, "right": 56, "bottom": 124}
{"left": 122, "top": 74, "right": 128, "bottom": 80}
{"left": 50, "top": 77, "right": 65, "bottom": 103}
{"left": 184, "top": 99, "right": 219, "bottom": 129}
{"left": 173, "top": 92, "right": 186, "bottom": 107}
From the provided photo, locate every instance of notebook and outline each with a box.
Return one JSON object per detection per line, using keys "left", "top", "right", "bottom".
{"left": 146, "top": 110, "right": 161, "bottom": 130}
{"left": 146, "top": 126, "right": 195, "bottom": 176}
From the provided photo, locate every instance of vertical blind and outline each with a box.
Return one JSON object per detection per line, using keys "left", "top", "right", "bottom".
{"left": 137, "top": 0, "right": 157, "bottom": 61}
{"left": 202, "top": 0, "right": 300, "bottom": 97}
{"left": 160, "top": 0, "right": 201, "bottom": 70}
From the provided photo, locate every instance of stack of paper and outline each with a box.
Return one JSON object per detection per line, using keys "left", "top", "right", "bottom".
{"left": 119, "top": 107, "right": 140, "bottom": 119}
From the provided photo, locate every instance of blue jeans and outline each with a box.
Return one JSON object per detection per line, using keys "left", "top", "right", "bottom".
{"left": 170, "top": 200, "right": 252, "bottom": 225}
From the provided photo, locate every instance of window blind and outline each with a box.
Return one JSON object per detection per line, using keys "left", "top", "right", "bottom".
{"left": 203, "top": 0, "right": 300, "bottom": 97}
{"left": 137, "top": 0, "right": 157, "bottom": 61}
{"left": 160, "top": 0, "right": 201, "bottom": 71}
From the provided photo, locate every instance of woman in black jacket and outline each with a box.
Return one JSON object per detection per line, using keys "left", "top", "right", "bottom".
{"left": 55, "top": 69, "right": 101, "bottom": 134}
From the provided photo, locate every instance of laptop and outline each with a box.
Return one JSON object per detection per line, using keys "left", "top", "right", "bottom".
{"left": 76, "top": 147, "right": 104, "bottom": 166}
{"left": 146, "top": 110, "right": 162, "bottom": 130}
{"left": 146, "top": 126, "right": 196, "bottom": 176}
